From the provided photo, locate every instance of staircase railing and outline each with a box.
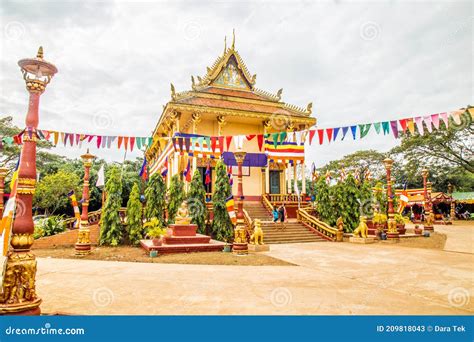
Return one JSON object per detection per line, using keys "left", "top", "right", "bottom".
{"left": 297, "top": 208, "right": 337, "bottom": 241}
{"left": 262, "top": 194, "right": 273, "bottom": 213}
{"left": 242, "top": 208, "right": 254, "bottom": 239}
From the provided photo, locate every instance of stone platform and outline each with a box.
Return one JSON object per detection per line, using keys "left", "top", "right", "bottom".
{"left": 248, "top": 244, "right": 270, "bottom": 252}
{"left": 140, "top": 239, "right": 226, "bottom": 254}
{"left": 349, "top": 237, "right": 375, "bottom": 244}
{"left": 140, "top": 223, "right": 225, "bottom": 254}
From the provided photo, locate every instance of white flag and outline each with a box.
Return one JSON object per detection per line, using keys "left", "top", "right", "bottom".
{"left": 96, "top": 164, "right": 105, "bottom": 187}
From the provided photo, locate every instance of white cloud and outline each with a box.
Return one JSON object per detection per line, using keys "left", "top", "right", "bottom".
{"left": 1, "top": 0, "right": 471, "bottom": 165}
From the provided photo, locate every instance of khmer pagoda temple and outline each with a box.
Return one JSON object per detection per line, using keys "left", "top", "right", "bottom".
{"left": 145, "top": 33, "right": 316, "bottom": 203}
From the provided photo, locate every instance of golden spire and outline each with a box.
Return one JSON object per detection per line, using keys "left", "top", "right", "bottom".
{"left": 37, "top": 46, "right": 43, "bottom": 59}
{"left": 223, "top": 35, "right": 227, "bottom": 55}
{"left": 231, "top": 29, "right": 235, "bottom": 50}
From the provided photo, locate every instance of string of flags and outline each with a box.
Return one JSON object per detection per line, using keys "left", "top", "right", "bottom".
{"left": 0, "top": 109, "right": 466, "bottom": 152}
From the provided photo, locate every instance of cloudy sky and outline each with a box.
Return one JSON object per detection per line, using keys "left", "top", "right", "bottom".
{"left": 0, "top": 0, "right": 472, "bottom": 167}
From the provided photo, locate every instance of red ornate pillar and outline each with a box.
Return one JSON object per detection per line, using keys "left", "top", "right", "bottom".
{"left": 232, "top": 151, "right": 248, "bottom": 255}
{"left": 0, "top": 167, "right": 7, "bottom": 217}
{"left": 75, "top": 149, "right": 95, "bottom": 255}
{"left": 383, "top": 158, "right": 399, "bottom": 240}
{"left": 421, "top": 169, "right": 434, "bottom": 231}
{"left": 0, "top": 47, "right": 57, "bottom": 315}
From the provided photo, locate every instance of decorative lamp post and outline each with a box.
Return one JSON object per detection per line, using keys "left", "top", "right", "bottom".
{"left": 421, "top": 169, "right": 434, "bottom": 231}
{"left": 0, "top": 47, "right": 57, "bottom": 315}
{"left": 447, "top": 183, "right": 455, "bottom": 223}
{"left": 383, "top": 158, "right": 399, "bottom": 240}
{"left": 232, "top": 150, "right": 248, "bottom": 255}
{"left": 75, "top": 149, "right": 95, "bottom": 255}
{"left": 0, "top": 167, "right": 8, "bottom": 217}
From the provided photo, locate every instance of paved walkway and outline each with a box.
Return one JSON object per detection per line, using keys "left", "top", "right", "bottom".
{"left": 434, "top": 223, "right": 474, "bottom": 254}
{"left": 36, "top": 232, "right": 473, "bottom": 315}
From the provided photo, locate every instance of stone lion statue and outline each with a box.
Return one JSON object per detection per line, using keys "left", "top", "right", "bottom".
{"left": 336, "top": 216, "right": 344, "bottom": 242}
{"left": 250, "top": 219, "right": 264, "bottom": 245}
{"left": 353, "top": 216, "right": 369, "bottom": 238}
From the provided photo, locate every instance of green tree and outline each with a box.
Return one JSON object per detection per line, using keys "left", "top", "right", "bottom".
{"left": 336, "top": 175, "right": 360, "bottom": 231}
{"left": 144, "top": 174, "right": 167, "bottom": 225}
{"left": 358, "top": 179, "right": 374, "bottom": 218}
{"left": 127, "top": 183, "right": 144, "bottom": 245}
{"left": 315, "top": 177, "right": 334, "bottom": 225}
{"left": 211, "top": 161, "right": 233, "bottom": 242}
{"left": 167, "top": 174, "right": 185, "bottom": 224}
{"left": 99, "top": 167, "right": 124, "bottom": 246}
{"left": 187, "top": 170, "right": 208, "bottom": 234}
{"left": 33, "top": 170, "right": 81, "bottom": 215}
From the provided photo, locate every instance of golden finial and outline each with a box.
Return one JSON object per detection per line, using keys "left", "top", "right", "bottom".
{"left": 224, "top": 36, "right": 227, "bottom": 55}
{"left": 37, "top": 46, "right": 44, "bottom": 59}
{"left": 231, "top": 29, "right": 235, "bottom": 50}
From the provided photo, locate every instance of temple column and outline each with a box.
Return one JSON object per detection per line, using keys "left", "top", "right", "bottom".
{"left": 232, "top": 151, "right": 248, "bottom": 255}
{"left": 265, "top": 165, "right": 270, "bottom": 195}
{"left": 1, "top": 47, "right": 57, "bottom": 315}
{"left": 422, "top": 169, "right": 434, "bottom": 231}
{"left": 448, "top": 183, "right": 455, "bottom": 223}
{"left": 301, "top": 162, "right": 306, "bottom": 195}
{"left": 293, "top": 162, "right": 297, "bottom": 195}
{"left": 191, "top": 112, "right": 201, "bottom": 174}
{"left": 0, "top": 167, "right": 7, "bottom": 217}
{"left": 383, "top": 158, "right": 399, "bottom": 240}
{"left": 286, "top": 163, "right": 291, "bottom": 194}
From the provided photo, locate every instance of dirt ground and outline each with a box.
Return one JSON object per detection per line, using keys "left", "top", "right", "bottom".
{"left": 379, "top": 232, "right": 447, "bottom": 250}
{"left": 33, "top": 246, "right": 294, "bottom": 266}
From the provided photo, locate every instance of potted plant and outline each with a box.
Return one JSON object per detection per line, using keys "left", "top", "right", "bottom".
{"left": 414, "top": 224, "right": 422, "bottom": 235}
{"left": 223, "top": 239, "right": 232, "bottom": 253}
{"left": 144, "top": 218, "right": 167, "bottom": 246}
{"left": 394, "top": 214, "right": 406, "bottom": 235}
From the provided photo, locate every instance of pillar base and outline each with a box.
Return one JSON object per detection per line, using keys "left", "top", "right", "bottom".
{"left": 232, "top": 242, "right": 248, "bottom": 255}
{"left": 75, "top": 228, "right": 91, "bottom": 255}
{"left": 386, "top": 233, "right": 400, "bottom": 240}
{"left": 0, "top": 298, "right": 42, "bottom": 316}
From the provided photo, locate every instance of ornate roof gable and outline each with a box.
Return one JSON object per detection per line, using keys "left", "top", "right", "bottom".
{"left": 192, "top": 31, "right": 256, "bottom": 91}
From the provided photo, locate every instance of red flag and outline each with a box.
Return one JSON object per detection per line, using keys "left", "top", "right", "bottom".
{"left": 326, "top": 128, "right": 333, "bottom": 143}
{"left": 246, "top": 134, "right": 256, "bottom": 141}
{"left": 399, "top": 119, "right": 408, "bottom": 132}
{"left": 257, "top": 134, "right": 264, "bottom": 151}
{"left": 218, "top": 136, "right": 224, "bottom": 153}
{"left": 130, "top": 137, "right": 135, "bottom": 151}
{"left": 96, "top": 136, "right": 102, "bottom": 148}
{"left": 118, "top": 136, "right": 123, "bottom": 149}
{"left": 317, "top": 129, "right": 324, "bottom": 145}
{"left": 205, "top": 163, "right": 211, "bottom": 185}
{"left": 309, "top": 130, "right": 316, "bottom": 145}
{"left": 211, "top": 136, "right": 217, "bottom": 153}
{"left": 225, "top": 136, "right": 233, "bottom": 151}
{"left": 184, "top": 159, "right": 192, "bottom": 182}
{"left": 87, "top": 135, "right": 94, "bottom": 143}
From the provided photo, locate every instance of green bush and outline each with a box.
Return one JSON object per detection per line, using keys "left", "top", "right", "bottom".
{"left": 34, "top": 215, "right": 66, "bottom": 239}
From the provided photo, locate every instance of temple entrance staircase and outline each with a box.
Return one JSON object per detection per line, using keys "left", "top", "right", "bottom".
{"left": 243, "top": 202, "right": 329, "bottom": 244}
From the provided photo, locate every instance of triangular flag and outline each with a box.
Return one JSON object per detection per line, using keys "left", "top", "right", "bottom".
{"left": 439, "top": 112, "right": 449, "bottom": 128}
{"left": 218, "top": 136, "right": 224, "bottom": 153}
{"left": 137, "top": 137, "right": 142, "bottom": 150}
{"left": 272, "top": 133, "right": 279, "bottom": 148}
{"left": 350, "top": 125, "right": 357, "bottom": 139}
{"left": 96, "top": 135, "right": 102, "bottom": 148}
{"left": 423, "top": 115, "right": 433, "bottom": 133}
{"left": 75, "top": 134, "right": 81, "bottom": 145}
{"left": 130, "top": 137, "right": 135, "bottom": 151}
{"left": 309, "top": 130, "right": 316, "bottom": 145}
{"left": 257, "top": 135, "right": 264, "bottom": 151}
{"left": 407, "top": 118, "right": 415, "bottom": 134}
{"left": 381, "top": 122, "right": 390, "bottom": 135}
{"left": 246, "top": 134, "right": 256, "bottom": 141}
{"left": 317, "top": 129, "right": 324, "bottom": 145}
{"left": 101, "top": 135, "right": 107, "bottom": 148}
{"left": 333, "top": 127, "right": 340, "bottom": 141}
{"left": 414, "top": 117, "right": 424, "bottom": 135}
{"left": 399, "top": 119, "right": 408, "bottom": 133}
{"left": 211, "top": 137, "right": 217, "bottom": 153}
{"left": 326, "top": 128, "right": 333, "bottom": 142}
{"left": 225, "top": 136, "right": 232, "bottom": 151}
{"left": 205, "top": 136, "right": 211, "bottom": 151}
{"left": 359, "top": 124, "right": 371, "bottom": 139}
{"left": 118, "top": 136, "right": 123, "bottom": 149}
{"left": 431, "top": 114, "right": 440, "bottom": 129}
{"left": 69, "top": 133, "right": 74, "bottom": 146}
{"left": 279, "top": 132, "right": 287, "bottom": 144}
{"left": 390, "top": 120, "right": 399, "bottom": 138}
{"left": 341, "top": 127, "right": 349, "bottom": 140}
{"left": 373, "top": 122, "right": 381, "bottom": 134}
{"left": 53, "top": 131, "right": 59, "bottom": 145}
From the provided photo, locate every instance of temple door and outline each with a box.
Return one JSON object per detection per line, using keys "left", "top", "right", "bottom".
{"left": 269, "top": 171, "right": 280, "bottom": 194}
